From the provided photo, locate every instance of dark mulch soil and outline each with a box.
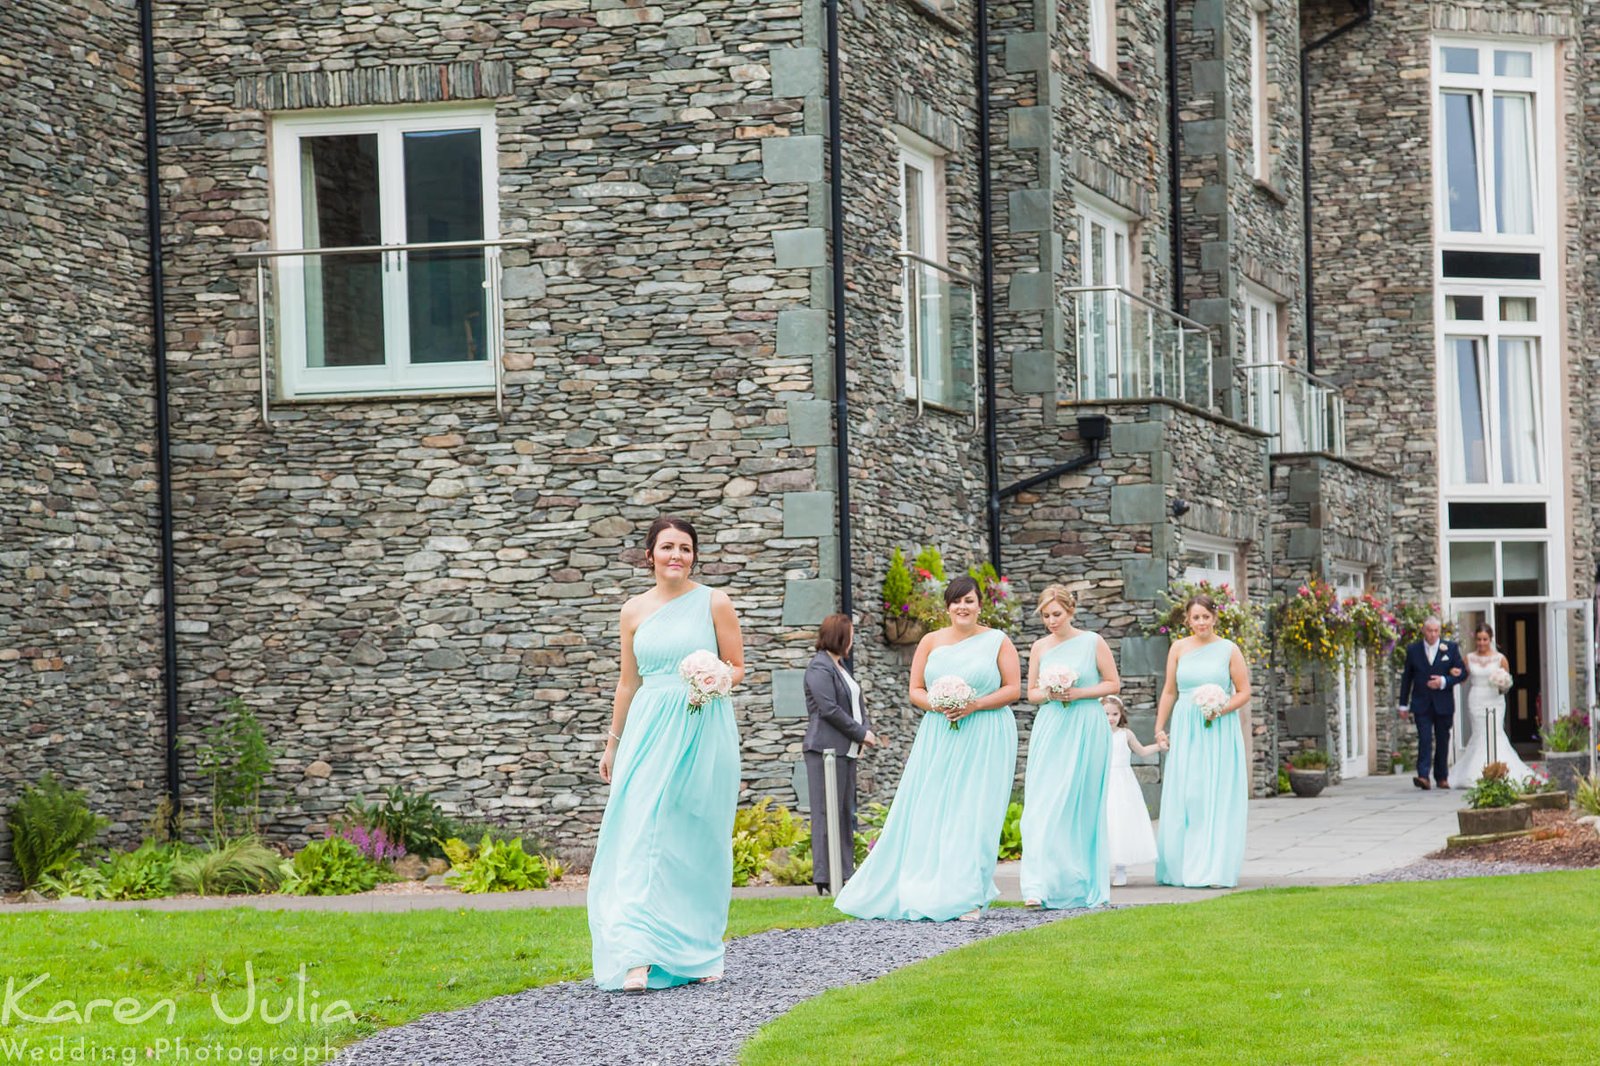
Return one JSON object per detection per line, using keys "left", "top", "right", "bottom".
{"left": 1427, "top": 808, "right": 1600, "bottom": 867}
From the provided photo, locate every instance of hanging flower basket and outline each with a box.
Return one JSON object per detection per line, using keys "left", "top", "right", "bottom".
{"left": 883, "top": 615, "right": 926, "bottom": 646}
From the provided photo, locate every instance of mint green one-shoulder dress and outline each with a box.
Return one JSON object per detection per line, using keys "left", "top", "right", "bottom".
{"left": 1155, "top": 638, "right": 1247, "bottom": 888}
{"left": 1019, "top": 632, "right": 1111, "bottom": 908}
{"left": 589, "top": 585, "right": 740, "bottom": 989}
{"left": 835, "top": 628, "right": 1017, "bottom": 921}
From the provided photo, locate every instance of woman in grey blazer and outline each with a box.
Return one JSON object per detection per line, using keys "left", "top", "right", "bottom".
{"left": 803, "top": 613, "right": 882, "bottom": 893}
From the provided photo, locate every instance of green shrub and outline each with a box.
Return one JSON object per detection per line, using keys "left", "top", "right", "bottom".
{"left": 1289, "top": 749, "right": 1330, "bottom": 770}
{"left": 1541, "top": 712, "right": 1589, "bottom": 754}
{"left": 100, "top": 842, "right": 180, "bottom": 901}
{"left": 1277, "top": 768, "right": 1292, "bottom": 794}
{"left": 854, "top": 801, "right": 889, "bottom": 866}
{"left": 765, "top": 825, "right": 814, "bottom": 886}
{"left": 996, "top": 801, "right": 1023, "bottom": 861}
{"left": 1465, "top": 763, "right": 1520, "bottom": 810}
{"left": 443, "top": 833, "right": 560, "bottom": 893}
{"left": 281, "top": 836, "right": 381, "bottom": 896}
{"left": 172, "top": 837, "right": 284, "bottom": 895}
{"left": 191, "top": 698, "right": 278, "bottom": 838}
{"left": 911, "top": 546, "right": 946, "bottom": 582}
{"left": 6, "top": 773, "right": 110, "bottom": 888}
{"left": 34, "top": 862, "right": 110, "bottom": 900}
{"left": 344, "top": 786, "right": 456, "bottom": 860}
{"left": 882, "top": 548, "right": 915, "bottom": 618}
{"left": 1575, "top": 774, "right": 1600, "bottom": 818}
{"left": 731, "top": 799, "right": 805, "bottom": 887}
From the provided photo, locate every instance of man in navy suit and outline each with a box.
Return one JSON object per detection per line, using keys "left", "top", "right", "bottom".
{"left": 1398, "top": 616, "right": 1465, "bottom": 790}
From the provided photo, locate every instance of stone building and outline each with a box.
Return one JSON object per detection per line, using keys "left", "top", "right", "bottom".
{"left": 3, "top": 0, "right": 1591, "bottom": 877}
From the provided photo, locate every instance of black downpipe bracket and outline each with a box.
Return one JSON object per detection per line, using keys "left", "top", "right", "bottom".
{"left": 976, "top": 0, "right": 1002, "bottom": 573}
{"left": 998, "top": 416, "right": 1110, "bottom": 501}
{"left": 1301, "top": 0, "right": 1374, "bottom": 375}
{"left": 824, "top": 0, "right": 853, "bottom": 616}
{"left": 138, "top": 0, "right": 181, "bottom": 837}
{"left": 1165, "top": 0, "right": 1185, "bottom": 316}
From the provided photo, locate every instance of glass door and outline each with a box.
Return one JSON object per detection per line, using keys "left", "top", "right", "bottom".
{"left": 1544, "top": 599, "right": 1597, "bottom": 776}
{"left": 1333, "top": 566, "right": 1371, "bottom": 777}
{"left": 1448, "top": 598, "right": 1495, "bottom": 760}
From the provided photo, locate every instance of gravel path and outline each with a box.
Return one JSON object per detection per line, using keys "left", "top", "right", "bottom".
{"left": 332, "top": 908, "right": 1079, "bottom": 1066}
{"left": 1349, "top": 857, "right": 1585, "bottom": 884}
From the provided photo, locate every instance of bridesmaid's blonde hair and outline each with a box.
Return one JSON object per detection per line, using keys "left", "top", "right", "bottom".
{"left": 1034, "top": 584, "right": 1077, "bottom": 617}
{"left": 1101, "top": 695, "right": 1129, "bottom": 729}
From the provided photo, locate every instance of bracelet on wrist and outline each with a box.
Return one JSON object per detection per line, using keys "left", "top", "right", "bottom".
{"left": 607, "top": 730, "right": 622, "bottom": 742}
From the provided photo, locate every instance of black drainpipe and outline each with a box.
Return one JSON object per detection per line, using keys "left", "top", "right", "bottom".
{"left": 1301, "top": 0, "right": 1374, "bottom": 374}
{"left": 1165, "top": 0, "right": 1185, "bottom": 315}
{"left": 824, "top": 0, "right": 853, "bottom": 616}
{"left": 977, "top": 0, "right": 1002, "bottom": 573}
{"left": 998, "top": 416, "right": 1110, "bottom": 501}
{"left": 138, "top": 0, "right": 181, "bottom": 837}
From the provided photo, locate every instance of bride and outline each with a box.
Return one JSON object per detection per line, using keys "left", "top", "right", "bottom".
{"left": 1448, "top": 623, "right": 1535, "bottom": 788}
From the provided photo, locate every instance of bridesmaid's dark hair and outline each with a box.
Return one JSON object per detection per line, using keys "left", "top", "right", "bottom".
{"left": 816, "top": 613, "right": 853, "bottom": 654}
{"left": 643, "top": 515, "right": 698, "bottom": 572}
{"left": 944, "top": 575, "right": 982, "bottom": 607}
{"left": 1184, "top": 592, "right": 1219, "bottom": 618}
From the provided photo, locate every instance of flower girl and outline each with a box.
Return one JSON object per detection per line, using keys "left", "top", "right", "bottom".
{"left": 1103, "top": 696, "right": 1163, "bottom": 887}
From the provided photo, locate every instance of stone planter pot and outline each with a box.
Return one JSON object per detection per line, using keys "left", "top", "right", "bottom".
{"left": 1541, "top": 751, "right": 1590, "bottom": 796}
{"left": 1287, "top": 768, "right": 1329, "bottom": 798}
{"left": 882, "top": 616, "right": 926, "bottom": 646}
{"left": 1516, "top": 791, "right": 1570, "bottom": 811}
{"left": 1456, "top": 803, "right": 1533, "bottom": 836}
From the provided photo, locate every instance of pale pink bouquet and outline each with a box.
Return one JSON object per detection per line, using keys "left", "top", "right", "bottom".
{"left": 928, "top": 675, "right": 976, "bottom": 731}
{"left": 1040, "top": 665, "right": 1079, "bottom": 702}
{"left": 1490, "top": 668, "right": 1513, "bottom": 694}
{"left": 1193, "top": 684, "right": 1229, "bottom": 729}
{"left": 679, "top": 650, "right": 735, "bottom": 712}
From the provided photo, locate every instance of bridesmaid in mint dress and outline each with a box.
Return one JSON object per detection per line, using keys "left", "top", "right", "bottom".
{"left": 1020, "top": 585, "right": 1120, "bottom": 909}
{"left": 835, "top": 576, "right": 1021, "bottom": 922}
{"left": 590, "top": 517, "right": 744, "bottom": 992}
{"left": 1154, "top": 593, "right": 1253, "bottom": 888}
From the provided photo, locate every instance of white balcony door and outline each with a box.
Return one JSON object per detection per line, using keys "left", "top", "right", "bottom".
{"left": 1333, "top": 565, "right": 1371, "bottom": 777}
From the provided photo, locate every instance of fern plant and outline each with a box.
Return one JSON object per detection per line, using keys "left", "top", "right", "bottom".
{"left": 5, "top": 773, "right": 109, "bottom": 888}
{"left": 191, "top": 697, "right": 278, "bottom": 838}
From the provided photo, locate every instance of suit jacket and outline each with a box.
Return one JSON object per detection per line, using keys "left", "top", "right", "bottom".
{"left": 1398, "top": 639, "right": 1464, "bottom": 716}
{"left": 802, "top": 651, "right": 870, "bottom": 754}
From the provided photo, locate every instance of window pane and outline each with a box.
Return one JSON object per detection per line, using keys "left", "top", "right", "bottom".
{"left": 1446, "top": 337, "right": 1488, "bottom": 483}
{"left": 1497, "top": 338, "right": 1541, "bottom": 483}
{"left": 1441, "top": 47, "right": 1479, "bottom": 75}
{"left": 1493, "top": 94, "right": 1536, "bottom": 235}
{"left": 1494, "top": 50, "right": 1533, "bottom": 78}
{"left": 299, "top": 134, "right": 384, "bottom": 369}
{"left": 1448, "top": 541, "right": 1496, "bottom": 598}
{"left": 1443, "top": 92, "right": 1482, "bottom": 232}
{"left": 1498, "top": 296, "right": 1535, "bottom": 321}
{"left": 1501, "top": 541, "right": 1547, "bottom": 596}
{"left": 902, "top": 164, "right": 926, "bottom": 256}
{"left": 1089, "top": 0, "right": 1109, "bottom": 68}
{"left": 1446, "top": 294, "right": 1484, "bottom": 320}
{"left": 404, "top": 129, "right": 487, "bottom": 365}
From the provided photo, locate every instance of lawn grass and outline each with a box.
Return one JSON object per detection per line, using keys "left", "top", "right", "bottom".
{"left": 742, "top": 871, "right": 1600, "bottom": 1066}
{"left": 0, "top": 898, "right": 841, "bottom": 1062}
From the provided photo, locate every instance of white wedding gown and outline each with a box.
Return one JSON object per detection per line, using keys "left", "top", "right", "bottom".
{"left": 1447, "top": 653, "right": 1535, "bottom": 789}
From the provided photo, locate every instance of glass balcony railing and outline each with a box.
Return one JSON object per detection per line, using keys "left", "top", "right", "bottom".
{"left": 1064, "top": 286, "right": 1214, "bottom": 409}
{"left": 1241, "top": 361, "right": 1347, "bottom": 455}
{"left": 239, "top": 238, "right": 532, "bottom": 423}
{"left": 899, "top": 252, "right": 978, "bottom": 426}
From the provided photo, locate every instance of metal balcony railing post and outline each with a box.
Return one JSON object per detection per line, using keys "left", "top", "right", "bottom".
{"left": 255, "top": 258, "right": 271, "bottom": 429}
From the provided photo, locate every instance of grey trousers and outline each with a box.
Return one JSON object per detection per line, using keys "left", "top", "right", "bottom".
{"left": 803, "top": 750, "right": 858, "bottom": 888}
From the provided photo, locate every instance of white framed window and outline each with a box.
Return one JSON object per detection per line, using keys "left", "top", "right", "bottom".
{"left": 1447, "top": 537, "right": 1550, "bottom": 599}
{"left": 1076, "top": 196, "right": 1133, "bottom": 399}
{"left": 1250, "top": 2, "right": 1271, "bottom": 181}
{"left": 1434, "top": 40, "right": 1548, "bottom": 240}
{"left": 1243, "top": 285, "right": 1286, "bottom": 439}
{"left": 1182, "top": 534, "right": 1239, "bottom": 592}
{"left": 1439, "top": 288, "right": 1546, "bottom": 488}
{"left": 1089, "top": 0, "right": 1116, "bottom": 72}
{"left": 898, "top": 134, "right": 963, "bottom": 408}
{"left": 269, "top": 106, "right": 500, "bottom": 399}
